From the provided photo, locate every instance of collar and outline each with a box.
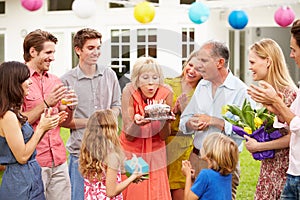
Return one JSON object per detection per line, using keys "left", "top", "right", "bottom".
{"left": 29, "top": 67, "right": 49, "bottom": 77}
{"left": 198, "top": 70, "right": 237, "bottom": 90}
{"left": 75, "top": 64, "right": 104, "bottom": 80}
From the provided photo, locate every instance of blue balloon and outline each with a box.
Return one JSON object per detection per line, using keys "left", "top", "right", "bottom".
{"left": 188, "top": 2, "right": 210, "bottom": 24}
{"left": 228, "top": 10, "right": 248, "bottom": 30}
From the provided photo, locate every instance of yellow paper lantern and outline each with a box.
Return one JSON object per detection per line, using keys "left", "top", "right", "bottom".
{"left": 134, "top": 1, "right": 155, "bottom": 24}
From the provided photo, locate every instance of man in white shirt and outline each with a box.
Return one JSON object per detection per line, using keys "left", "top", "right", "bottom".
{"left": 179, "top": 40, "right": 253, "bottom": 200}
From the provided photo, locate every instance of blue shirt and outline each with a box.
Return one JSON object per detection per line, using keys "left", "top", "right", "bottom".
{"left": 179, "top": 71, "right": 254, "bottom": 152}
{"left": 191, "top": 169, "right": 232, "bottom": 200}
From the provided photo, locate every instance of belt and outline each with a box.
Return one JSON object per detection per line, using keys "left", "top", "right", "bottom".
{"left": 193, "top": 146, "right": 200, "bottom": 155}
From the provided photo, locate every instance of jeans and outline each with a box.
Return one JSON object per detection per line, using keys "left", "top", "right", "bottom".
{"left": 69, "top": 155, "right": 84, "bottom": 200}
{"left": 281, "top": 174, "right": 300, "bottom": 200}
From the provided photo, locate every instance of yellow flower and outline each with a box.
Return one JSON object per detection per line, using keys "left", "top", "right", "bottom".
{"left": 221, "top": 105, "right": 229, "bottom": 115}
{"left": 244, "top": 127, "right": 252, "bottom": 134}
{"left": 254, "top": 117, "right": 263, "bottom": 128}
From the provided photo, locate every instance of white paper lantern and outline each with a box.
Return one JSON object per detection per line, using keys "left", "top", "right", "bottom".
{"left": 72, "top": 0, "right": 97, "bottom": 19}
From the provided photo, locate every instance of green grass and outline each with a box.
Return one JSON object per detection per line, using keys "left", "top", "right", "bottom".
{"left": 0, "top": 128, "right": 260, "bottom": 199}
{"left": 236, "top": 144, "right": 261, "bottom": 199}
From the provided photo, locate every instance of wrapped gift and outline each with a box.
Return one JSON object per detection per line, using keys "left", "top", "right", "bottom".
{"left": 124, "top": 154, "right": 149, "bottom": 176}
{"left": 232, "top": 125, "right": 282, "bottom": 160}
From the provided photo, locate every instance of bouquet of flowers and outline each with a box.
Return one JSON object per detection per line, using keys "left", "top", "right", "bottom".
{"left": 222, "top": 99, "right": 282, "bottom": 160}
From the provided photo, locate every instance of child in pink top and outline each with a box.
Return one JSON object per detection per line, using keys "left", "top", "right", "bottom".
{"left": 79, "top": 109, "right": 144, "bottom": 199}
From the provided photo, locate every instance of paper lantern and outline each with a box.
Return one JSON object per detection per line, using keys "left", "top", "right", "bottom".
{"left": 188, "top": 2, "right": 210, "bottom": 24}
{"left": 134, "top": 1, "right": 155, "bottom": 24}
{"left": 72, "top": 0, "right": 96, "bottom": 19}
{"left": 228, "top": 10, "right": 248, "bottom": 30}
{"left": 274, "top": 6, "right": 295, "bottom": 27}
{"left": 21, "top": 0, "right": 43, "bottom": 11}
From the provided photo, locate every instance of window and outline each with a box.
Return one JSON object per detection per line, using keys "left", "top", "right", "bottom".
{"left": 137, "top": 28, "right": 157, "bottom": 58}
{"left": 0, "top": 1, "right": 5, "bottom": 14}
{"left": 182, "top": 28, "right": 195, "bottom": 65}
{"left": 0, "top": 34, "right": 4, "bottom": 64}
{"left": 110, "top": 29, "right": 131, "bottom": 78}
{"left": 109, "top": 0, "right": 159, "bottom": 8}
{"left": 48, "top": 0, "right": 74, "bottom": 11}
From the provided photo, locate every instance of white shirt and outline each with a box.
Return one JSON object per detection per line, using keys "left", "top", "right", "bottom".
{"left": 179, "top": 71, "right": 254, "bottom": 152}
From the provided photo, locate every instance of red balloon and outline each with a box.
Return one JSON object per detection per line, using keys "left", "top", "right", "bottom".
{"left": 21, "top": 0, "right": 43, "bottom": 11}
{"left": 274, "top": 6, "right": 295, "bottom": 27}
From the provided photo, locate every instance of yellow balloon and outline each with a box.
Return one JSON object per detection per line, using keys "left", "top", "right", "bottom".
{"left": 134, "top": 1, "right": 155, "bottom": 24}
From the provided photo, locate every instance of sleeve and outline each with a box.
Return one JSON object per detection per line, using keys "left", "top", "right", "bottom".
{"left": 191, "top": 170, "right": 209, "bottom": 199}
{"left": 288, "top": 96, "right": 300, "bottom": 134}
{"left": 290, "top": 116, "right": 300, "bottom": 135}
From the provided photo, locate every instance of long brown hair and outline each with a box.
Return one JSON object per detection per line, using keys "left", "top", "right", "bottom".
{"left": 0, "top": 61, "right": 30, "bottom": 124}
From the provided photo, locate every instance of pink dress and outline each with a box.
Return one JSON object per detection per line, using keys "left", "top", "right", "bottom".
{"left": 255, "top": 88, "right": 297, "bottom": 200}
{"left": 84, "top": 171, "right": 123, "bottom": 200}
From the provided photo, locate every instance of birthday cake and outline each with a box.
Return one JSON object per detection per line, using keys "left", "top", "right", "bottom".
{"left": 144, "top": 100, "right": 172, "bottom": 119}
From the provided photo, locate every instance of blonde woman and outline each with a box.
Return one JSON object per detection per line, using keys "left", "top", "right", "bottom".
{"left": 181, "top": 132, "right": 239, "bottom": 200}
{"left": 164, "top": 52, "right": 202, "bottom": 200}
{"left": 120, "top": 56, "right": 173, "bottom": 200}
{"left": 246, "top": 38, "right": 297, "bottom": 200}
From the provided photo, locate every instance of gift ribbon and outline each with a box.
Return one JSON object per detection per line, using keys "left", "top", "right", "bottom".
{"left": 130, "top": 154, "right": 142, "bottom": 173}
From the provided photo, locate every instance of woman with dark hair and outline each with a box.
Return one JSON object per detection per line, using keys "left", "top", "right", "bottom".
{"left": 0, "top": 61, "right": 59, "bottom": 200}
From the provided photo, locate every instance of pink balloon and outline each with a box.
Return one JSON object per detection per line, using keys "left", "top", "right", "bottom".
{"left": 274, "top": 6, "right": 295, "bottom": 27}
{"left": 21, "top": 0, "right": 43, "bottom": 11}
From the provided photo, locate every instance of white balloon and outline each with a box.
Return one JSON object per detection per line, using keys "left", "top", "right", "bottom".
{"left": 72, "top": 0, "right": 97, "bottom": 19}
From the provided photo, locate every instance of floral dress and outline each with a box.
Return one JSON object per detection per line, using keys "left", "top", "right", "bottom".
{"left": 254, "top": 87, "right": 297, "bottom": 200}
{"left": 84, "top": 170, "right": 123, "bottom": 200}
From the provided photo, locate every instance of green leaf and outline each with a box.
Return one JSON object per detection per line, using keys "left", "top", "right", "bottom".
{"left": 227, "top": 104, "right": 243, "bottom": 118}
{"left": 244, "top": 111, "right": 255, "bottom": 131}
{"left": 223, "top": 116, "right": 239, "bottom": 126}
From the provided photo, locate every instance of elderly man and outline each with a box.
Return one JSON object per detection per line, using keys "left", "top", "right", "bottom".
{"left": 179, "top": 40, "right": 253, "bottom": 200}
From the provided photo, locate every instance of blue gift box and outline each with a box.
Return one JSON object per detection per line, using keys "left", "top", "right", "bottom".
{"left": 124, "top": 155, "right": 149, "bottom": 175}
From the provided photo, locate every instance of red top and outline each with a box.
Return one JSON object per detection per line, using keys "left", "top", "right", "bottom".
{"left": 120, "top": 83, "right": 172, "bottom": 200}
{"left": 22, "top": 68, "right": 66, "bottom": 167}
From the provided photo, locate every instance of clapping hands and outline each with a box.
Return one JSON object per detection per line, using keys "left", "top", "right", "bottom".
{"left": 181, "top": 160, "right": 195, "bottom": 179}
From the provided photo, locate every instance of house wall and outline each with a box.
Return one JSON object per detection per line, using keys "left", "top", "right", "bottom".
{"left": 0, "top": 0, "right": 299, "bottom": 84}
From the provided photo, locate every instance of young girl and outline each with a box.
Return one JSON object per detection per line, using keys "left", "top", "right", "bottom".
{"left": 181, "top": 132, "right": 239, "bottom": 200}
{"left": 79, "top": 109, "right": 144, "bottom": 200}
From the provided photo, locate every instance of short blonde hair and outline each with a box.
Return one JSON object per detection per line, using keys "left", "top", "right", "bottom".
{"left": 202, "top": 133, "right": 239, "bottom": 176}
{"left": 130, "top": 56, "right": 164, "bottom": 88}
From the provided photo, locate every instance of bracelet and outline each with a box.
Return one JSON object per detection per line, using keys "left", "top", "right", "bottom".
{"left": 44, "top": 100, "right": 50, "bottom": 108}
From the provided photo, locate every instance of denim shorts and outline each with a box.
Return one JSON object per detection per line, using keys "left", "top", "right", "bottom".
{"left": 281, "top": 174, "right": 300, "bottom": 200}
